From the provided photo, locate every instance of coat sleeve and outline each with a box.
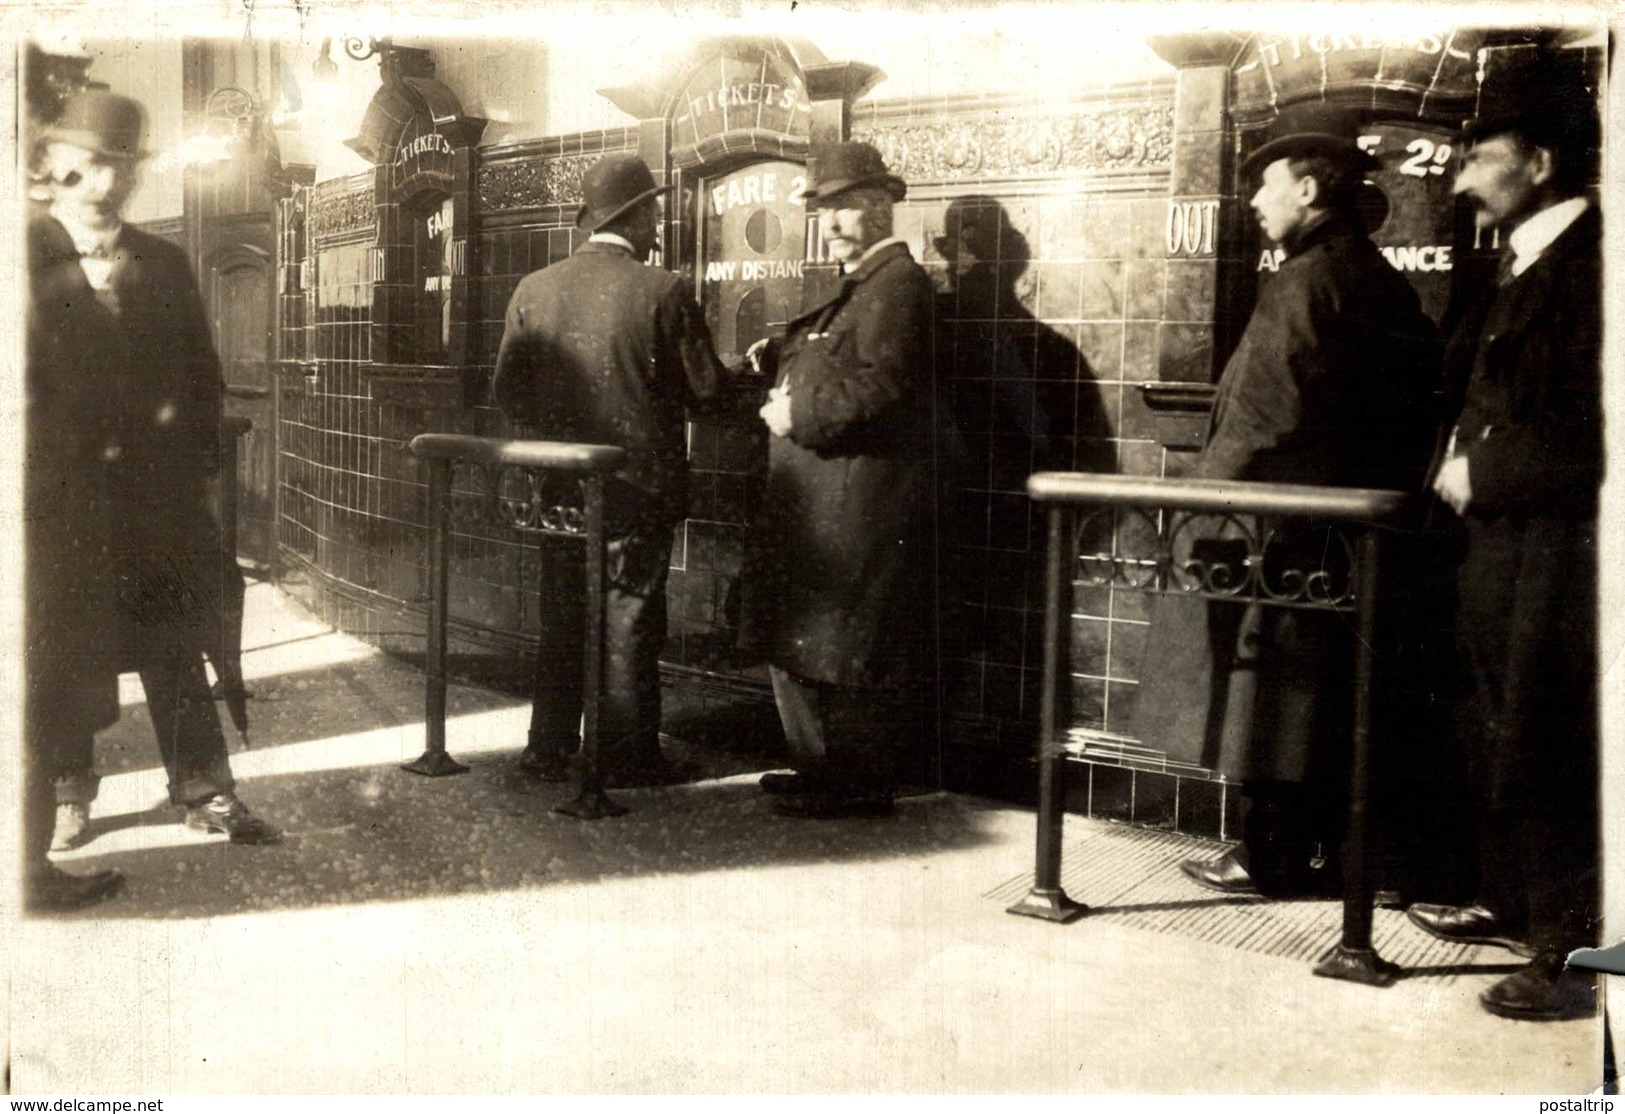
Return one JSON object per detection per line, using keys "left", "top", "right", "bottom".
{"left": 1192, "top": 274, "right": 1324, "bottom": 482}
{"left": 1463, "top": 263, "right": 1602, "bottom": 517}
{"left": 655, "top": 279, "right": 733, "bottom": 413}
{"left": 491, "top": 278, "right": 541, "bottom": 423}
{"left": 787, "top": 263, "right": 933, "bottom": 450}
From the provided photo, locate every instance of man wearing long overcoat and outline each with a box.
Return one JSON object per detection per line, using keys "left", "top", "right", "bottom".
{"left": 492, "top": 154, "right": 733, "bottom": 787}
{"left": 1136, "top": 103, "right": 1441, "bottom": 895}
{"left": 27, "top": 90, "right": 279, "bottom": 858}
{"left": 1405, "top": 59, "right": 1602, "bottom": 1022}
{"left": 741, "top": 142, "right": 936, "bottom": 819}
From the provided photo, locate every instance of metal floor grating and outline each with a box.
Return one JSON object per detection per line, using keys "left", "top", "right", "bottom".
{"left": 986, "top": 820, "right": 1517, "bottom": 984}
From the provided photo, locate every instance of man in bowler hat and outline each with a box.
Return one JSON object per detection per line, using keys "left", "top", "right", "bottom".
{"left": 1404, "top": 54, "right": 1602, "bottom": 1021}
{"left": 739, "top": 141, "right": 937, "bottom": 818}
{"left": 25, "top": 90, "right": 280, "bottom": 902}
{"left": 1135, "top": 102, "right": 1441, "bottom": 895}
{"left": 492, "top": 154, "right": 734, "bottom": 787}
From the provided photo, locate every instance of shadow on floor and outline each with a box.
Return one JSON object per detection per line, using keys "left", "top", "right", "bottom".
{"left": 46, "top": 759, "right": 998, "bottom": 922}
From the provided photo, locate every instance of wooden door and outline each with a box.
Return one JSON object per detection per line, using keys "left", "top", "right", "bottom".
{"left": 210, "top": 248, "right": 275, "bottom": 569}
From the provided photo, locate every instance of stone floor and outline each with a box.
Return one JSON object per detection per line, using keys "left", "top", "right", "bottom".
{"left": 5, "top": 581, "right": 1607, "bottom": 1094}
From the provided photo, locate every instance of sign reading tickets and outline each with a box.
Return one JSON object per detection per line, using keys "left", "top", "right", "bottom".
{"left": 1231, "top": 29, "right": 1485, "bottom": 121}
{"left": 672, "top": 41, "right": 813, "bottom": 150}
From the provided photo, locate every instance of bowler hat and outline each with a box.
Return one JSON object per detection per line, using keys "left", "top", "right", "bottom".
{"left": 1240, "top": 101, "right": 1379, "bottom": 177}
{"left": 44, "top": 89, "right": 150, "bottom": 160}
{"left": 802, "top": 142, "right": 906, "bottom": 203}
{"left": 1459, "top": 54, "right": 1599, "bottom": 174}
{"left": 575, "top": 154, "right": 672, "bottom": 232}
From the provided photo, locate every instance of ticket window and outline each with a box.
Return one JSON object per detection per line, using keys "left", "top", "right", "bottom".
{"left": 409, "top": 193, "right": 455, "bottom": 365}
{"left": 698, "top": 160, "right": 810, "bottom": 362}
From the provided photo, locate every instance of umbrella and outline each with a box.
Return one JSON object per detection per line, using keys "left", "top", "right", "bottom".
{"left": 208, "top": 551, "right": 251, "bottom": 743}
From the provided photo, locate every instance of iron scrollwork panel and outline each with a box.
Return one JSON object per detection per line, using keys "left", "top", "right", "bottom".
{"left": 473, "top": 463, "right": 589, "bottom": 539}
{"left": 1073, "top": 506, "right": 1359, "bottom": 612}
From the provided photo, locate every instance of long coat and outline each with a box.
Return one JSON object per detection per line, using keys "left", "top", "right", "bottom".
{"left": 740, "top": 242, "right": 937, "bottom": 689}
{"left": 27, "top": 215, "right": 227, "bottom": 706}
{"left": 1445, "top": 204, "right": 1600, "bottom": 797}
{"left": 1135, "top": 213, "right": 1442, "bottom": 782}
{"left": 491, "top": 240, "right": 730, "bottom": 530}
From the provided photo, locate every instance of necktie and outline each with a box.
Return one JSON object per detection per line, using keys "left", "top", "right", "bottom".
{"left": 1495, "top": 248, "right": 1518, "bottom": 286}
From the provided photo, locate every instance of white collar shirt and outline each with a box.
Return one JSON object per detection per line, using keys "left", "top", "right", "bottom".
{"left": 1507, "top": 196, "right": 1589, "bottom": 277}
{"left": 50, "top": 205, "right": 122, "bottom": 291}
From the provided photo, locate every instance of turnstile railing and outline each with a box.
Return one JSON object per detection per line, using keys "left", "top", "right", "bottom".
{"left": 404, "top": 433, "right": 629, "bottom": 820}
{"left": 1008, "top": 471, "right": 1412, "bottom": 987}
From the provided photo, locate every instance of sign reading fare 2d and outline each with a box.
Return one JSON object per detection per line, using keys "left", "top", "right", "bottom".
{"left": 672, "top": 41, "right": 812, "bottom": 151}
{"left": 700, "top": 161, "right": 808, "bottom": 359}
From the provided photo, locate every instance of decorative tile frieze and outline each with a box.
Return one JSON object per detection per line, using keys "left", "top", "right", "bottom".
{"left": 475, "top": 154, "right": 598, "bottom": 212}
{"left": 308, "top": 187, "right": 376, "bottom": 244}
{"left": 854, "top": 103, "right": 1174, "bottom": 185}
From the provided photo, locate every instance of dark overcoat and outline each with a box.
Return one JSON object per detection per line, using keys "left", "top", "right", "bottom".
{"left": 27, "top": 215, "right": 227, "bottom": 697}
{"left": 490, "top": 240, "right": 729, "bottom": 529}
{"left": 739, "top": 242, "right": 936, "bottom": 689}
{"left": 1445, "top": 204, "right": 1601, "bottom": 796}
{"left": 1135, "top": 213, "right": 1442, "bottom": 781}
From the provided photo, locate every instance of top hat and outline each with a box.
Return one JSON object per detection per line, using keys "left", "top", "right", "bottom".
{"left": 802, "top": 142, "right": 906, "bottom": 204}
{"left": 575, "top": 154, "right": 673, "bottom": 233}
{"left": 1459, "top": 52, "right": 1600, "bottom": 170}
{"left": 43, "top": 89, "right": 151, "bottom": 160}
{"left": 1240, "top": 101, "right": 1380, "bottom": 177}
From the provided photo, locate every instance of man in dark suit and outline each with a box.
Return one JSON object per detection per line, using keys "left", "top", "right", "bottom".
{"left": 1405, "top": 58, "right": 1601, "bottom": 1022}
{"left": 492, "top": 154, "right": 733, "bottom": 787}
{"left": 25, "top": 90, "right": 280, "bottom": 885}
{"left": 1135, "top": 103, "right": 1442, "bottom": 896}
{"left": 739, "top": 142, "right": 937, "bottom": 819}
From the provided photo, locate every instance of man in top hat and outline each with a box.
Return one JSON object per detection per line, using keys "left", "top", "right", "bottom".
{"left": 25, "top": 89, "right": 280, "bottom": 899}
{"left": 1135, "top": 102, "right": 1442, "bottom": 895}
{"left": 1404, "top": 54, "right": 1602, "bottom": 1021}
{"left": 738, "top": 141, "right": 937, "bottom": 819}
{"left": 492, "top": 153, "right": 734, "bottom": 787}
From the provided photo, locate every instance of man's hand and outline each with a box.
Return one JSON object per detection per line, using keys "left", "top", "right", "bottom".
{"left": 759, "top": 385, "right": 793, "bottom": 437}
{"left": 1432, "top": 454, "right": 1473, "bottom": 515}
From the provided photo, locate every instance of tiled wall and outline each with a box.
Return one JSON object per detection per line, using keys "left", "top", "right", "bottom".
{"left": 274, "top": 81, "right": 1240, "bottom": 832}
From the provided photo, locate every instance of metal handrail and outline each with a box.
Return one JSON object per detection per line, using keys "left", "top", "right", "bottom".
{"left": 1026, "top": 472, "right": 1409, "bottom": 522}
{"left": 409, "top": 433, "right": 625, "bottom": 474}
{"left": 403, "top": 433, "right": 630, "bottom": 820}
{"left": 1009, "top": 469, "right": 1414, "bottom": 988}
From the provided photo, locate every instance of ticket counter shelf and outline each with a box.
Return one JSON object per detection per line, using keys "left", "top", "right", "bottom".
{"left": 1009, "top": 471, "right": 1411, "bottom": 988}
{"left": 406, "top": 433, "right": 629, "bottom": 819}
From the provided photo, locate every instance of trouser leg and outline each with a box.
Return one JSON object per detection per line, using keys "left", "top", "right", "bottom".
{"left": 596, "top": 529, "right": 672, "bottom": 768}
{"left": 139, "top": 644, "right": 235, "bottom": 807}
{"left": 527, "top": 527, "right": 673, "bottom": 772}
{"left": 769, "top": 671, "right": 913, "bottom": 799}
{"left": 769, "top": 666, "right": 828, "bottom": 764}
{"left": 52, "top": 730, "right": 101, "bottom": 805}
{"left": 528, "top": 538, "right": 586, "bottom": 753}
{"left": 22, "top": 718, "right": 56, "bottom": 881}
{"left": 1242, "top": 778, "right": 1343, "bottom": 895}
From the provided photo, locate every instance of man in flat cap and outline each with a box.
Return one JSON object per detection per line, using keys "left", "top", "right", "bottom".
{"left": 1137, "top": 102, "right": 1441, "bottom": 896}
{"left": 493, "top": 153, "right": 734, "bottom": 787}
{"left": 1405, "top": 54, "right": 1602, "bottom": 1022}
{"left": 25, "top": 89, "right": 280, "bottom": 896}
{"left": 740, "top": 141, "right": 936, "bottom": 819}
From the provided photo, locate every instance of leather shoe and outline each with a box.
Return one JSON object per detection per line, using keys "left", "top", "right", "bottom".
{"left": 1406, "top": 903, "right": 1534, "bottom": 957}
{"left": 184, "top": 794, "right": 283, "bottom": 844}
{"left": 772, "top": 791, "right": 894, "bottom": 819}
{"left": 51, "top": 801, "right": 92, "bottom": 851}
{"left": 1179, "top": 850, "right": 1259, "bottom": 895}
{"left": 25, "top": 865, "right": 125, "bottom": 912}
{"left": 1481, "top": 953, "right": 1596, "bottom": 1021}
{"left": 759, "top": 771, "right": 822, "bottom": 796}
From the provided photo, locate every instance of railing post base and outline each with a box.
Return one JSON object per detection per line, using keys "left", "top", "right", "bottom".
{"left": 401, "top": 751, "right": 471, "bottom": 778}
{"left": 1313, "top": 944, "right": 1399, "bottom": 987}
{"left": 555, "top": 787, "right": 629, "bottom": 820}
{"left": 1007, "top": 888, "right": 1088, "bottom": 923}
